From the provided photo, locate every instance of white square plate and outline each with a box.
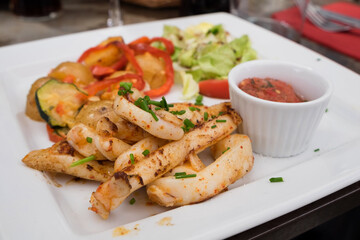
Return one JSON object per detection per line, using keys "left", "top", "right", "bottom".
{"left": 0, "top": 13, "right": 360, "bottom": 240}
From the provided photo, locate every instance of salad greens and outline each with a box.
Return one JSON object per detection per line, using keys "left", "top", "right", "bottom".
{"left": 163, "top": 23, "right": 257, "bottom": 99}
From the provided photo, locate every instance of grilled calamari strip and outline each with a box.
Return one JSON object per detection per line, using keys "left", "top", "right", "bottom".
{"left": 167, "top": 102, "right": 231, "bottom": 124}
{"left": 75, "top": 100, "right": 149, "bottom": 143}
{"left": 96, "top": 116, "right": 150, "bottom": 144}
{"left": 22, "top": 141, "right": 114, "bottom": 182}
{"left": 94, "top": 134, "right": 131, "bottom": 161}
{"left": 114, "top": 136, "right": 167, "bottom": 171}
{"left": 147, "top": 134, "right": 254, "bottom": 207}
{"left": 90, "top": 111, "right": 241, "bottom": 219}
{"left": 163, "top": 159, "right": 201, "bottom": 177}
{"left": 67, "top": 123, "right": 131, "bottom": 161}
{"left": 113, "top": 95, "right": 184, "bottom": 140}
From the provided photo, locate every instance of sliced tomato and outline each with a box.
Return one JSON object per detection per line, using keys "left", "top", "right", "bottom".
{"left": 199, "top": 79, "right": 230, "bottom": 99}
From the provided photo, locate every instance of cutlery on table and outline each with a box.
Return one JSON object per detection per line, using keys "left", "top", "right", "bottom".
{"left": 315, "top": 6, "right": 360, "bottom": 29}
{"left": 295, "top": 0, "right": 352, "bottom": 32}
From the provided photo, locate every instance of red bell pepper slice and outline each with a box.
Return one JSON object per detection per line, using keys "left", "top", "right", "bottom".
{"left": 130, "top": 36, "right": 174, "bottom": 56}
{"left": 90, "top": 65, "right": 116, "bottom": 78}
{"left": 77, "top": 45, "right": 105, "bottom": 63}
{"left": 46, "top": 124, "right": 64, "bottom": 143}
{"left": 111, "top": 55, "right": 128, "bottom": 70}
{"left": 113, "top": 41, "right": 143, "bottom": 77}
{"left": 129, "top": 36, "right": 150, "bottom": 46}
{"left": 199, "top": 79, "right": 230, "bottom": 99}
{"left": 130, "top": 43, "right": 174, "bottom": 98}
{"left": 149, "top": 37, "right": 174, "bottom": 55}
{"left": 85, "top": 73, "right": 145, "bottom": 96}
{"left": 62, "top": 74, "right": 75, "bottom": 83}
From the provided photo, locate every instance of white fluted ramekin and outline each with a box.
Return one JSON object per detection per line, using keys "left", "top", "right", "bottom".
{"left": 228, "top": 60, "right": 333, "bottom": 157}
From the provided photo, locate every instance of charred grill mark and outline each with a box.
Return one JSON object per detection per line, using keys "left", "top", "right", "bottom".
{"left": 108, "top": 139, "right": 113, "bottom": 151}
{"left": 122, "top": 165, "right": 135, "bottom": 172}
{"left": 154, "top": 169, "right": 161, "bottom": 177}
{"left": 86, "top": 164, "right": 94, "bottom": 171}
{"left": 104, "top": 117, "right": 118, "bottom": 133}
{"left": 99, "top": 106, "right": 108, "bottom": 113}
{"left": 113, "top": 171, "right": 132, "bottom": 188}
{"left": 58, "top": 141, "right": 75, "bottom": 156}
{"left": 129, "top": 175, "right": 144, "bottom": 185}
{"left": 97, "top": 160, "right": 104, "bottom": 165}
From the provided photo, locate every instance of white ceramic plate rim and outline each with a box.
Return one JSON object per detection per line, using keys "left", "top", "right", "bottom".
{"left": 0, "top": 13, "right": 360, "bottom": 240}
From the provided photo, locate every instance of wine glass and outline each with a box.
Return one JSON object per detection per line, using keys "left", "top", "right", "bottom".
{"left": 230, "top": 0, "right": 309, "bottom": 42}
{"left": 107, "top": 0, "right": 123, "bottom": 27}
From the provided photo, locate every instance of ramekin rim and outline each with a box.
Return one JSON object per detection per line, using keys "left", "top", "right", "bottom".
{"left": 228, "top": 60, "right": 333, "bottom": 107}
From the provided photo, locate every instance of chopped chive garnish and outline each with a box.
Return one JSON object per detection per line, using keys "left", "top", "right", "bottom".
{"left": 148, "top": 100, "right": 161, "bottom": 107}
{"left": 218, "top": 111, "right": 224, "bottom": 116}
{"left": 142, "top": 149, "right": 150, "bottom": 156}
{"left": 70, "top": 155, "right": 96, "bottom": 167}
{"left": 216, "top": 119, "right": 227, "bottom": 123}
{"left": 174, "top": 172, "right": 186, "bottom": 176}
{"left": 149, "top": 109, "right": 159, "bottom": 121}
{"left": 120, "top": 82, "right": 132, "bottom": 90}
{"left": 269, "top": 177, "right": 284, "bottom": 183}
{"left": 134, "top": 96, "right": 159, "bottom": 121}
{"left": 211, "top": 125, "right": 217, "bottom": 129}
{"left": 146, "top": 96, "right": 171, "bottom": 111}
{"left": 86, "top": 137, "right": 93, "bottom": 143}
{"left": 130, "top": 153, "right": 135, "bottom": 164}
{"left": 175, "top": 174, "right": 197, "bottom": 179}
{"left": 189, "top": 106, "right": 200, "bottom": 111}
{"left": 314, "top": 148, "right": 320, "bottom": 152}
{"left": 325, "top": 108, "right": 328, "bottom": 113}
{"left": 211, "top": 115, "right": 216, "bottom": 118}
{"left": 204, "top": 112, "right": 208, "bottom": 121}
{"left": 222, "top": 147, "right": 230, "bottom": 154}
{"left": 161, "top": 96, "right": 169, "bottom": 111}
{"left": 118, "top": 82, "right": 134, "bottom": 96}
{"left": 155, "top": 107, "right": 162, "bottom": 110}
{"left": 171, "top": 110, "right": 186, "bottom": 115}
{"left": 195, "top": 95, "right": 203, "bottom": 106}
{"left": 129, "top": 197, "right": 136, "bottom": 205}
{"left": 182, "top": 119, "right": 195, "bottom": 132}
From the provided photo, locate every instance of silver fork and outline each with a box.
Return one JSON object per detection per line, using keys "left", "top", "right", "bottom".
{"left": 295, "top": 0, "right": 351, "bottom": 32}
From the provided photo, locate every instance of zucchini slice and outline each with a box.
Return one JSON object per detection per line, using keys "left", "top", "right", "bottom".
{"left": 35, "top": 79, "right": 87, "bottom": 128}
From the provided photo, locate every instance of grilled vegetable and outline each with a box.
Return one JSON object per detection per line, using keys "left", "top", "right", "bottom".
{"left": 35, "top": 79, "right": 87, "bottom": 128}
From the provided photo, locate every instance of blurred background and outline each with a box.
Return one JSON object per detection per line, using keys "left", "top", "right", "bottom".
{"left": 0, "top": 0, "right": 359, "bottom": 73}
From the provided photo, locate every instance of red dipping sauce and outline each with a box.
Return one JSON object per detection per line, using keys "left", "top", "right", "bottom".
{"left": 238, "top": 77, "right": 304, "bottom": 103}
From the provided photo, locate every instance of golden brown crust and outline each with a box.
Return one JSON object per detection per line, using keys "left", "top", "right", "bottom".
{"left": 25, "top": 77, "right": 51, "bottom": 121}
{"left": 22, "top": 140, "right": 114, "bottom": 182}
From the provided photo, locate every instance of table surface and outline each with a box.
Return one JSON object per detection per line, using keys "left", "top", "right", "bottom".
{"left": 1, "top": 0, "right": 359, "bottom": 239}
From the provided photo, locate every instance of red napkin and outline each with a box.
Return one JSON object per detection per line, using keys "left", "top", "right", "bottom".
{"left": 272, "top": 2, "right": 360, "bottom": 60}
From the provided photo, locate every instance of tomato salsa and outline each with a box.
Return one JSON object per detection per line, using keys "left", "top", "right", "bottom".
{"left": 238, "top": 77, "right": 304, "bottom": 103}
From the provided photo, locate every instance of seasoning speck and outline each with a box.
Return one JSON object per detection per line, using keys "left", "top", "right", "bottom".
{"left": 113, "top": 226, "right": 131, "bottom": 237}
{"left": 157, "top": 217, "right": 173, "bottom": 226}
